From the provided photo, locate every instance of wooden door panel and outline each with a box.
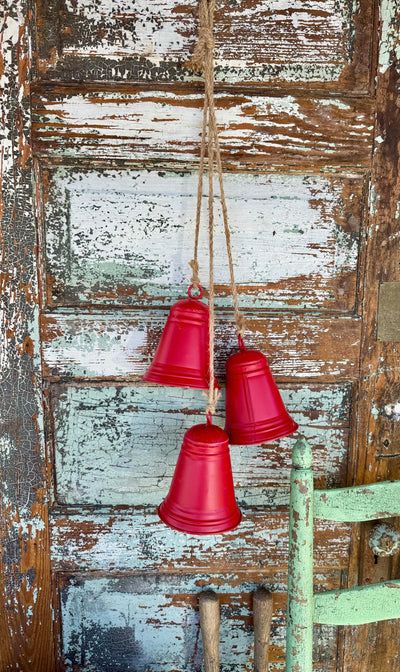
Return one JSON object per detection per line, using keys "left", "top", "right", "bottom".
{"left": 32, "top": 87, "right": 374, "bottom": 168}
{"left": 42, "top": 167, "right": 365, "bottom": 311}
{"left": 55, "top": 573, "right": 340, "bottom": 672}
{"left": 3, "top": 0, "right": 399, "bottom": 669}
{"left": 49, "top": 383, "right": 350, "bottom": 507}
{"left": 36, "top": 0, "right": 374, "bottom": 93}
{"left": 50, "top": 509, "right": 351, "bottom": 573}
{"left": 39, "top": 310, "right": 361, "bottom": 381}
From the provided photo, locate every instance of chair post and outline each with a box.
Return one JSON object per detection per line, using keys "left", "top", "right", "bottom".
{"left": 286, "top": 438, "right": 314, "bottom": 672}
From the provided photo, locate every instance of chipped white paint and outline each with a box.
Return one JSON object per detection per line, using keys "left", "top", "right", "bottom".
{"left": 59, "top": 573, "right": 339, "bottom": 672}
{"left": 32, "top": 90, "right": 374, "bottom": 165}
{"left": 378, "top": 0, "right": 400, "bottom": 73}
{"left": 383, "top": 401, "right": 400, "bottom": 420}
{"left": 0, "top": 12, "right": 21, "bottom": 165}
{"left": 44, "top": 169, "right": 363, "bottom": 310}
{"left": 40, "top": 310, "right": 361, "bottom": 380}
{"left": 50, "top": 0, "right": 362, "bottom": 85}
{"left": 50, "top": 508, "right": 351, "bottom": 572}
{"left": 52, "top": 384, "right": 350, "bottom": 507}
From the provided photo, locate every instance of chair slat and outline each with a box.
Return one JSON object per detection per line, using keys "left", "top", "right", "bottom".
{"left": 314, "top": 580, "right": 400, "bottom": 625}
{"left": 314, "top": 480, "right": 400, "bottom": 521}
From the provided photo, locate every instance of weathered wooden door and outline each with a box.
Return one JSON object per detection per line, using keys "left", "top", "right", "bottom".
{"left": 2, "top": 0, "right": 400, "bottom": 669}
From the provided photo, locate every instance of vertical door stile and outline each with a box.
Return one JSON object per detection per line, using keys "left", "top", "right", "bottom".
{"left": 344, "top": 1, "right": 400, "bottom": 670}
{"left": 0, "top": 1, "right": 54, "bottom": 669}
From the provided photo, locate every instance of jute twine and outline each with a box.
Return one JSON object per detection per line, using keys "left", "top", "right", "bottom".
{"left": 187, "top": 0, "right": 245, "bottom": 416}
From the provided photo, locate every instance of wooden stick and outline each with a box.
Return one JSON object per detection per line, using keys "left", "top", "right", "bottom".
{"left": 199, "top": 590, "right": 220, "bottom": 672}
{"left": 253, "top": 588, "right": 273, "bottom": 672}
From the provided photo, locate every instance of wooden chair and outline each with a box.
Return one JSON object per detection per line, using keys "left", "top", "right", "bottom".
{"left": 286, "top": 438, "right": 400, "bottom": 672}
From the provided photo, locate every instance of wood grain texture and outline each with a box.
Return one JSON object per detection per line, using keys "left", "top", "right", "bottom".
{"left": 0, "top": 1, "right": 55, "bottom": 669}
{"left": 253, "top": 588, "right": 273, "bottom": 672}
{"left": 49, "top": 507, "right": 351, "bottom": 573}
{"left": 35, "top": 0, "right": 374, "bottom": 91}
{"left": 55, "top": 572, "right": 340, "bottom": 672}
{"left": 199, "top": 591, "right": 220, "bottom": 672}
{"left": 31, "top": 86, "right": 375, "bottom": 168}
{"left": 41, "top": 167, "right": 365, "bottom": 311}
{"left": 40, "top": 309, "right": 361, "bottom": 382}
{"left": 343, "top": 1, "right": 400, "bottom": 669}
{"left": 49, "top": 383, "right": 350, "bottom": 507}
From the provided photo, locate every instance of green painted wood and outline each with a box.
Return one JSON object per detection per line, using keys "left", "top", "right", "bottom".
{"left": 314, "top": 580, "right": 400, "bottom": 626}
{"left": 42, "top": 168, "right": 363, "bottom": 311}
{"left": 314, "top": 480, "right": 400, "bottom": 521}
{"left": 51, "top": 383, "right": 350, "bottom": 507}
{"left": 286, "top": 438, "right": 314, "bottom": 672}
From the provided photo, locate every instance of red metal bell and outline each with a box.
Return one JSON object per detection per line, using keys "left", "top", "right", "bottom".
{"left": 143, "top": 289, "right": 216, "bottom": 389}
{"left": 224, "top": 344, "right": 298, "bottom": 445}
{"left": 158, "top": 422, "right": 242, "bottom": 535}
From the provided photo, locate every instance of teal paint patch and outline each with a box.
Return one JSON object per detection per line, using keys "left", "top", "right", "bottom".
{"left": 59, "top": 573, "right": 339, "bottom": 672}
{"left": 52, "top": 384, "right": 351, "bottom": 506}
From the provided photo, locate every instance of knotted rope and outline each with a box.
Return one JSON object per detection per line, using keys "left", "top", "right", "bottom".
{"left": 187, "top": 0, "right": 245, "bottom": 416}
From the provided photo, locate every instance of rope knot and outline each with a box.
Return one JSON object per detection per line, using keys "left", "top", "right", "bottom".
{"left": 235, "top": 312, "right": 247, "bottom": 337}
{"left": 189, "top": 259, "right": 200, "bottom": 288}
{"left": 185, "top": 0, "right": 215, "bottom": 72}
{"left": 204, "top": 388, "right": 221, "bottom": 417}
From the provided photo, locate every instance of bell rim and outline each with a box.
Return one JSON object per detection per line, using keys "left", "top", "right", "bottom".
{"left": 158, "top": 502, "right": 242, "bottom": 535}
{"left": 225, "top": 418, "right": 299, "bottom": 445}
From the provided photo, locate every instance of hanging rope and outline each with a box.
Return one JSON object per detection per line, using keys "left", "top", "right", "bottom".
{"left": 187, "top": 0, "right": 245, "bottom": 415}
{"left": 188, "top": 103, "right": 208, "bottom": 290}
{"left": 187, "top": 0, "right": 246, "bottom": 338}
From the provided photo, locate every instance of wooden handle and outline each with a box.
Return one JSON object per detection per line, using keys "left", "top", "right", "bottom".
{"left": 253, "top": 588, "right": 273, "bottom": 672}
{"left": 199, "top": 590, "right": 220, "bottom": 672}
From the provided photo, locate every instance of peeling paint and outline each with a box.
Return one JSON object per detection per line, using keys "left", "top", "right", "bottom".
{"left": 31, "top": 89, "right": 374, "bottom": 167}
{"left": 40, "top": 310, "right": 361, "bottom": 381}
{"left": 43, "top": 168, "right": 364, "bottom": 311}
{"left": 378, "top": 0, "right": 400, "bottom": 73}
{"left": 51, "top": 383, "right": 350, "bottom": 507}
{"left": 36, "top": 0, "right": 373, "bottom": 90}
{"left": 58, "top": 573, "right": 339, "bottom": 672}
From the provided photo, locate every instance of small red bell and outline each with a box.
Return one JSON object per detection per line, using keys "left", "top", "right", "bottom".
{"left": 158, "top": 420, "right": 242, "bottom": 535}
{"left": 224, "top": 339, "right": 298, "bottom": 445}
{"left": 143, "top": 286, "right": 217, "bottom": 389}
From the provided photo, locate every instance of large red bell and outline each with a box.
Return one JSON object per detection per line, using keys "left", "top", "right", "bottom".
{"left": 143, "top": 288, "right": 215, "bottom": 389}
{"left": 224, "top": 342, "right": 298, "bottom": 445}
{"left": 158, "top": 421, "right": 242, "bottom": 535}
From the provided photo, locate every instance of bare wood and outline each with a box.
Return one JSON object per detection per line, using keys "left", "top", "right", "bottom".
{"left": 199, "top": 591, "right": 220, "bottom": 672}
{"left": 253, "top": 588, "right": 273, "bottom": 672}
{"left": 343, "top": 2, "right": 400, "bottom": 670}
